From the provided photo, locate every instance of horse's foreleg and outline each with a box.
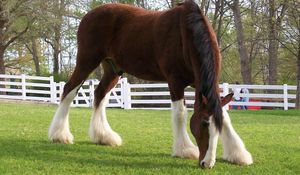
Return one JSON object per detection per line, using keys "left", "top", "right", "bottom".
{"left": 89, "top": 67, "right": 122, "bottom": 146}
{"left": 220, "top": 108, "right": 253, "bottom": 165}
{"left": 171, "top": 99, "right": 199, "bottom": 159}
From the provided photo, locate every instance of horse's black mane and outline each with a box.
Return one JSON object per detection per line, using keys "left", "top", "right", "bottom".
{"left": 185, "top": 0, "right": 223, "bottom": 132}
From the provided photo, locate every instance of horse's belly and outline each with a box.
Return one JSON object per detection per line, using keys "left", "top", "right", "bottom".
{"left": 117, "top": 57, "right": 166, "bottom": 81}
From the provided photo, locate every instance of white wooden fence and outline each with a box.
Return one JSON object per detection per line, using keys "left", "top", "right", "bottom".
{"left": 0, "top": 74, "right": 297, "bottom": 110}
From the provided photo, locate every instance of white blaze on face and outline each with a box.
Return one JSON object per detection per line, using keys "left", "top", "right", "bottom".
{"left": 201, "top": 107, "right": 253, "bottom": 168}
{"left": 200, "top": 116, "right": 219, "bottom": 168}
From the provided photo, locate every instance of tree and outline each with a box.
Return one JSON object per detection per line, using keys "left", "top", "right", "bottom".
{"left": 199, "top": 0, "right": 210, "bottom": 15}
{"left": 267, "top": 0, "right": 288, "bottom": 85}
{"left": 42, "top": 0, "right": 68, "bottom": 75}
{"left": 226, "top": 0, "right": 252, "bottom": 84}
{"left": 0, "top": 0, "right": 31, "bottom": 74}
{"left": 25, "top": 37, "right": 42, "bottom": 76}
{"left": 279, "top": 0, "right": 300, "bottom": 108}
{"left": 297, "top": 36, "right": 300, "bottom": 109}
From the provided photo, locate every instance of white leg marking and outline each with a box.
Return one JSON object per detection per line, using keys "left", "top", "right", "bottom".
{"left": 89, "top": 91, "right": 122, "bottom": 146}
{"left": 221, "top": 108, "right": 253, "bottom": 165}
{"left": 48, "top": 85, "right": 80, "bottom": 144}
{"left": 172, "top": 100, "right": 199, "bottom": 159}
{"left": 201, "top": 117, "right": 218, "bottom": 168}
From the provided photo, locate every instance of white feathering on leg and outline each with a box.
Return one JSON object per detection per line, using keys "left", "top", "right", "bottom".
{"left": 48, "top": 85, "right": 80, "bottom": 144}
{"left": 172, "top": 99, "right": 199, "bottom": 160}
{"left": 89, "top": 91, "right": 122, "bottom": 146}
{"left": 220, "top": 108, "right": 253, "bottom": 165}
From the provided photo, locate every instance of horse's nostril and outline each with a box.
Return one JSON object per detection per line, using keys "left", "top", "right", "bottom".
{"left": 200, "top": 161, "right": 206, "bottom": 168}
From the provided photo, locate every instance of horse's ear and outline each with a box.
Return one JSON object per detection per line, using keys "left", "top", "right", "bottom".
{"left": 221, "top": 93, "right": 233, "bottom": 106}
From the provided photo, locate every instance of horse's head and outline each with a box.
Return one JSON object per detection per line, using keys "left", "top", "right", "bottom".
{"left": 190, "top": 93, "right": 233, "bottom": 167}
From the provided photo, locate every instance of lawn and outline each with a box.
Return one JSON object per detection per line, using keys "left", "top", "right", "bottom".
{"left": 0, "top": 102, "right": 299, "bottom": 175}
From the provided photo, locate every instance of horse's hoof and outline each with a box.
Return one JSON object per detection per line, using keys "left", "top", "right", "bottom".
{"left": 91, "top": 130, "right": 122, "bottom": 146}
{"left": 200, "top": 161, "right": 206, "bottom": 169}
{"left": 200, "top": 158, "right": 215, "bottom": 169}
{"left": 182, "top": 146, "right": 199, "bottom": 160}
{"left": 52, "top": 138, "right": 74, "bottom": 144}
{"left": 49, "top": 131, "right": 74, "bottom": 144}
{"left": 102, "top": 131, "right": 122, "bottom": 146}
{"left": 222, "top": 149, "right": 253, "bottom": 166}
{"left": 172, "top": 145, "right": 199, "bottom": 160}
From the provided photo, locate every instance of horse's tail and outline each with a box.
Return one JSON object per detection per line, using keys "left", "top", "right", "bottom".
{"left": 186, "top": 0, "right": 223, "bottom": 132}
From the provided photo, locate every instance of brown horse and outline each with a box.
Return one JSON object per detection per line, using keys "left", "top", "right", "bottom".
{"left": 48, "top": 0, "right": 252, "bottom": 168}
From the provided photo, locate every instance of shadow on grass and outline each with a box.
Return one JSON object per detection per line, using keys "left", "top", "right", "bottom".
{"left": 0, "top": 138, "right": 197, "bottom": 170}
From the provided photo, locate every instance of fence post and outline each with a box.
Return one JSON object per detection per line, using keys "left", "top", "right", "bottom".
{"left": 122, "top": 78, "right": 131, "bottom": 109}
{"left": 283, "top": 84, "right": 288, "bottom": 110}
{"left": 223, "top": 83, "right": 230, "bottom": 110}
{"left": 21, "top": 74, "right": 26, "bottom": 100}
{"left": 89, "top": 80, "right": 94, "bottom": 108}
{"left": 49, "top": 76, "right": 56, "bottom": 103}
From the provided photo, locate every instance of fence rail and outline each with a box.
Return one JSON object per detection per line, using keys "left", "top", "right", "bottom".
{"left": 0, "top": 74, "right": 297, "bottom": 110}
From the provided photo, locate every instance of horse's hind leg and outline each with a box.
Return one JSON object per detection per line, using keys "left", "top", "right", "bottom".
{"left": 49, "top": 51, "right": 102, "bottom": 144}
{"left": 89, "top": 63, "right": 122, "bottom": 146}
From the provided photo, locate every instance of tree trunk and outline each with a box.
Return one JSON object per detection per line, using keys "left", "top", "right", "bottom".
{"left": 230, "top": 0, "right": 252, "bottom": 84}
{"left": 0, "top": 47, "right": 5, "bottom": 74}
{"left": 216, "top": 0, "right": 224, "bottom": 43}
{"left": 200, "top": 0, "right": 207, "bottom": 11}
{"left": 52, "top": 0, "right": 64, "bottom": 75}
{"left": 31, "top": 38, "right": 41, "bottom": 76}
{"left": 0, "top": 4, "right": 6, "bottom": 75}
{"left": 296, "top": 37, "right": 300, "bottom": 109}
{"left": 0, "top": 47, "right": 4, "bottom": 95}
{"left": 53, "top": 44, "right": 60, "bottom": 74}
{"left": 212, "top": 0, "right": 221, "bottom": 29}
{"left": 212, "top": 0, "right": 225, "bottom": 43}
{"left": 52, "top": 27, "right": 60, "bottom": 75}
{"left": 268, "top": 0, "right": 278, "bottom": 85}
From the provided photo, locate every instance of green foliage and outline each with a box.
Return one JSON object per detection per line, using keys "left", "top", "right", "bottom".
{"left": 53, "top": 72, "right": 70, "bottom": 82}
{"left": 0, "top": 102, "right": 300, "bottom": 174}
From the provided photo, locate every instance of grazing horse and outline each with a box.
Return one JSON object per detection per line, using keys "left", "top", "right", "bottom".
{"left": 48, "top": 0, "right": 253, "bottom": 168}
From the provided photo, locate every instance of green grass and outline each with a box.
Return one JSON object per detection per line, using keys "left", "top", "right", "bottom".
{"left": 0, "top": 102, "right": 300, "bottom": 175}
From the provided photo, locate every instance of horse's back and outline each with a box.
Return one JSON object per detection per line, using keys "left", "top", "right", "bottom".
{"left": 77, "top": 4, "right": 136, "bottom": 45}
{"left": 78, "top": 3, "right": 157, "bottom": 33}
{"left": 77, "top": 3, "right": 160, "bottom": 50}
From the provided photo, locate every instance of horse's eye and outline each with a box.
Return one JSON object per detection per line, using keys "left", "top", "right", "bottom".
{"left": 201, "top": 119, "right": 210, "bottom": 127}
